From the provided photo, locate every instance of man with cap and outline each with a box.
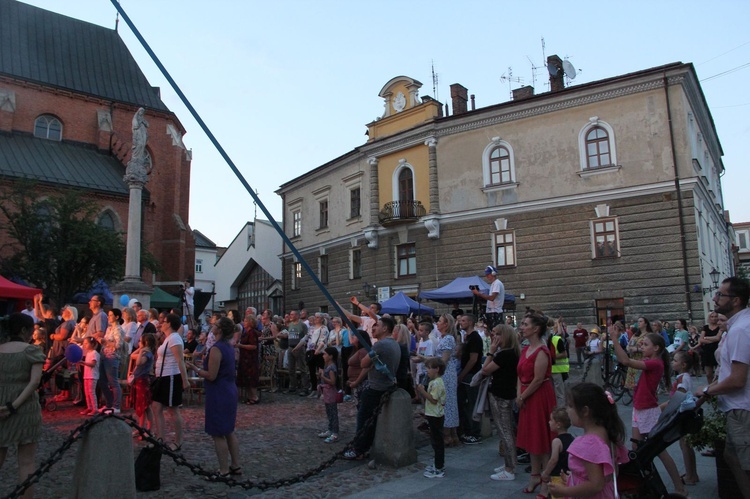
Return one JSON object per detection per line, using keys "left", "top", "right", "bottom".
{"left": 582, "top": 327, "right": 604, "bottom": 387}
{"left": 471, "top": 266, "right": 505, "bottom": 330}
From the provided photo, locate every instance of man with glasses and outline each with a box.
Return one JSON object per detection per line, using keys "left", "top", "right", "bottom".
{"left": 698, "top": 277, "right": 750, "bottom": 494}
{"left": 87, "top": 294, "right": 108, "bottom": 340}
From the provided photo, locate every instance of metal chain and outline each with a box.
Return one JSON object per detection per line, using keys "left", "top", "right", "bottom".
{"left": 3, "top": 387, "right": 397, "bottom": 498}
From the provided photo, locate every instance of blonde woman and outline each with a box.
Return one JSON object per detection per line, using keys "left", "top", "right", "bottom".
{"left": 435, "top": 313, "right": 460, "bottom": 446}
{"left": 392, "top": 323, "right": 415, "bottom": 397}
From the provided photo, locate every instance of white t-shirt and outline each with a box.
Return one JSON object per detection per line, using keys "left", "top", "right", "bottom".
{"left": 718, "top": 308, "right": 750, "bottom": 412}
{"left": 84, "top": 350, "right": 100, "bottom": 380}
{"left": 416, "top": 338, "right": 435, "bottom": 378}
{"left": 156, "top": 332, "right": 184, "bottom": 377}
{"left": 486, "top": 278, "right": 505, "bottom": 313}
{"left": 22, "top": 308, "right": 38, "bottom": 324}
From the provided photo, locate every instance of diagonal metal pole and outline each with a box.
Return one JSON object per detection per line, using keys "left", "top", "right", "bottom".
{"left": 108, "top": 0, "right": 393, "bottom": 381}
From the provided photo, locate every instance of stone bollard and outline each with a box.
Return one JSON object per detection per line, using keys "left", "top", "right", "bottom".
{"left": 371, "top": 388, "right": 417, "bottom": 467}
{"left": 72, "top": 417, "right": 135, "bottom": 499}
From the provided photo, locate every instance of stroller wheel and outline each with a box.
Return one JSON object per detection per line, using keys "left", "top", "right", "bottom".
{"left": 46, "top": 401, "right": 57, "bottom": 412}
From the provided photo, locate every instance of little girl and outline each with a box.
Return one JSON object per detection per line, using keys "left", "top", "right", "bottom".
{"left": 548, "top": 383, "right": 628, "bottom": 499}
{"left": 317, "top": 347, "right": 339, "bottom": 443}
{"left": 541, "top": 407, "right": 575, "bottom": 499}
{"left": 79, "top": 337, "right": 101, "bottom": 416}
{"left": 130, "top": 333, "right": 156, "bottom": 435}
{"left": 609, "top": 329, "right": 687, "bottom": 496}
{"left": 669, "top": 351, "right": 699, "bottom": 486}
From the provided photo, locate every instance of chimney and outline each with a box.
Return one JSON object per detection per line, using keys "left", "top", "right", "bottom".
{"left": 547, "top": 55, "right": 565, "bottom": 92}
{"left": 450, "top": 83, "right": 468, "bottom": 115}
{"left": 512, "top": 86, "right": 535, "bottom": 101}
{"left": 470, "top": 94, "right": 476, "bottom": 111}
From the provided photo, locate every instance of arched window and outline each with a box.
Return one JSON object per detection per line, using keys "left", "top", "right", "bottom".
{"left": 97, "top": 211, "right": 116, "bottom": 231}
{"left": 34, "top": 115, "right": 63, "bottom": 141}
{"left": 398, "top": 167, "right": 414, "bottom": 217}
{"left": 481, "top": 138, "right": 517, "bottom": 189}
{"left": 585, "top": 127, "right": 611, "bottom": 169}
{"left": 578, "top": 118, "right": 618, "bottom": 173}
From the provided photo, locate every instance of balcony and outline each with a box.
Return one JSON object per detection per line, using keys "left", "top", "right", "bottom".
{"left": 378, "top": 200, "right": 426, "bottom": 226}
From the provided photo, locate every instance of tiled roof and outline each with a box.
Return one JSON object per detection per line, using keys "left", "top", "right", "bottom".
{"left": 193, "top": 229, "right": 217, "bottom": 249}
{"left": 0, "top": 132, "right": 131, "bottom": 196}
{"left": 0, "top": 0, "right": 168, "bottom": 111}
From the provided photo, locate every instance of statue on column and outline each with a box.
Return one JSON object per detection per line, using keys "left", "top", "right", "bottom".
{"left": 124, "top": 107, "right": 151, "bottom": 184}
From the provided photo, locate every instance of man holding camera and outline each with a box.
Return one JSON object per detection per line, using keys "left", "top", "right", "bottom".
{"left": 471, "top": 266, "right": 505, "bottom": 330}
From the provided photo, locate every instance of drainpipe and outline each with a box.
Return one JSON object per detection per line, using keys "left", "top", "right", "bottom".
{"left": 664, "top": 74, "right": 693, "bottom": 323}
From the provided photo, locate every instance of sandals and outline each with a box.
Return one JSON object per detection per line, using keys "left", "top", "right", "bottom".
{"left": 681, "top": 474, "right": 699, "bottom": 486}
{"left": 523, "top": 474, "right": 542, "bottom": 494}
{"left": 229, "top": 465, "right": 243, "bottom": 476}
{"left": 244, "top": 398, "right": 259, "bottom": 405}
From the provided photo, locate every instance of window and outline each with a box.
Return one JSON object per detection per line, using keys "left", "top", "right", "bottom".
{"left": 494, "top": 231, "right": 516, "bottom": 267}
{"left": 195, "top": 259, "right": 203, "bottom": 273}
{"left": 578, "top": 118, "right": 618, "bottom": 173}
{"left": 97, "top": 211, "right": 116, "bottom": 231}
{"left": 292, "top": 210, "right": 301, "bottom": 237}
{"left": 591, "top": 218, "right": 619, "bottom": 258}
{"left": 738, "top": 231, "right": 749, "bottom": 251}
{"left": 291, "top": 261, "right": 302, "bottom": 290}
{"left": 34, "top": 115, "right": 62, "bottom": 141}
{"left": 319, "top": 200, "right": 329, "bottom": 229}
{"left": 481, "top": 138, "right": 516, "bottom": 189}
{"left": 489, "top": 146, "right": 512, "bottom": 185}
{"left": 350, "top": 187, "right": 361, "bottom": 219}
{"left": 397, "top": 243, "right": 416, "bottom": 277}
{"left": 585, "top": 127, "right": 611, "bottom": 169}
{"left": 319, "top": 255, "right": 329, "bottom": 284}
{"left": 391, "top": 162, "right": 417, "bottom": 218}
{"left": 350, "top": 248, "right": 362, "bottom": 279}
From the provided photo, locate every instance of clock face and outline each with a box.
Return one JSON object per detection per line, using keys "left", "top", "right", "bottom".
{"left": 392, "top": 92, "right": 406, "bottom": 113}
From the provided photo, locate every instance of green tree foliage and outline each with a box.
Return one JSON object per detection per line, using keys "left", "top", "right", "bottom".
{"left": 0, "top": 182, "right": 125, "bottom": 307}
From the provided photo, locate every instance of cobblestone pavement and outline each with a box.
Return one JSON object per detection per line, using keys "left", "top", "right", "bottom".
{"left": 0, "top": 390, "right": 430, "bottom": 498}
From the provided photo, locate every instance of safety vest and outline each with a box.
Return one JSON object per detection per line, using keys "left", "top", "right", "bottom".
{"left": 551, "top": 334, "right": 570, "bottom": 374}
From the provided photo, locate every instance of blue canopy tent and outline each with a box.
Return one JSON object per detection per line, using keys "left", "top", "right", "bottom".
{"left": 379, "top": 291, "right": 435, "bottom": 316}
{"left": 419, "top": 276, "right": 515, "bottom": 305}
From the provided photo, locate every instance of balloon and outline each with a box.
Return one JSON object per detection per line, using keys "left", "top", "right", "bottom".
{"left": 119, "top": 294, "right": 130, "bottom": 307}
{"left": 65, "top": 343, "right": 83, "bottom": 364}
{"left": 128, "top": 298, "right": 138, "bottom": 308}
{"left": 182, "top": 315, "right": 187, "bottom": 324}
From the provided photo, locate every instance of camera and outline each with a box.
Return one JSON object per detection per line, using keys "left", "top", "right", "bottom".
{"left": 469, "top": 285, "right": 479, "bottom": 291}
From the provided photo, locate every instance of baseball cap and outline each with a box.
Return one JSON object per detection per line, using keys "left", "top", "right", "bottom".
{"left": 484, "top": 265, "right": 497, "bottom": 276}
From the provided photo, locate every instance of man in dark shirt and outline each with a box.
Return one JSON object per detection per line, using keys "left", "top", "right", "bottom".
{"left": 184, "top": 328, "right": 199, "bottom": 353}
{"left": 457, "top": 314, "right": 484, "bottom": 444}
{"left": 572, "top": 323, "right": 588, "bottom": 367}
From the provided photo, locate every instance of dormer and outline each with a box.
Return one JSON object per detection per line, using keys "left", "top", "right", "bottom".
{"left": 366, "top": 76, "right": 442, "bottom": 142}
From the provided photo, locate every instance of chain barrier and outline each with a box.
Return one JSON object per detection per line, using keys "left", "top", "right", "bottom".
{"left": 3, "top": 387, "right": 397, "bottom": 499}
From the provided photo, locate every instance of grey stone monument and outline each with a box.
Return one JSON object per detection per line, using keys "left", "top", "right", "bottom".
{"left": 112, "top": 107, "right": 153, "bottom": 308}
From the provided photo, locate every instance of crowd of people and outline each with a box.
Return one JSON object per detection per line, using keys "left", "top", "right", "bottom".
{"left": 2, "top": 274, "right": 750, "bottom": 498}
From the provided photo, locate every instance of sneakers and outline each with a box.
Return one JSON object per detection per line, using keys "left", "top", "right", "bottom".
{"left": 424, "top": 465, "right": 436, "bottom": 473}
{"left": 318, "top": 430, "right": 331, "bottom": 438}
{"left": 461, "top": 435, "right": 482, "bottom": 445}
{"left": 343, "top": 394, "right": 353, "bottom": 402}
{"left": 324, "top": 434, "right": 338, "bottom": 443}
{"left": 342, "top": 450, "right": 360, "bottom": 460}
{"left": 423, "top": 468, "right": 445, "bottom": 478}
{"left": 490, "top": 469, "right": 516, "bottom": 481}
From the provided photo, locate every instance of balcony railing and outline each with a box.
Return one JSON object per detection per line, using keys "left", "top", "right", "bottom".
{"left": 378, "top": 200, "right": 426, "bottom": 225}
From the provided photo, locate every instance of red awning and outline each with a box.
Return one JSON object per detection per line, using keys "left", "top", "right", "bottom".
{"left": 0, "top": 276, "right": 41, "bottom": 300}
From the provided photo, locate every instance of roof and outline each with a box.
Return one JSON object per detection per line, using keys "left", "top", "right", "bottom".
{"left": 0, "top": 0, "right": 168, "bottom": 112}
{"left": 192, "top": 229, "right": 217, "bottom": 249}
{"left": 0, "top": 132, "right": 131, "bottom": 196}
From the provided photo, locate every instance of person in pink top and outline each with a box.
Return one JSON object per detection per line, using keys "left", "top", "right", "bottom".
{"left": 610, "top": 328, "right": 686, "bottom": 496}
{"left": 548, "top": 383, "right": 628, "bottom": 499}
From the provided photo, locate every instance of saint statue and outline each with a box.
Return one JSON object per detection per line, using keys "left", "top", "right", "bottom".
{"left": 124, "top": 107, "right": 151, "bottom": 184}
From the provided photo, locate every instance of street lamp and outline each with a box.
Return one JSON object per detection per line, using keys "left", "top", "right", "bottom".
{"left": 702, "top": 268, "right": 721, "bottom": 294}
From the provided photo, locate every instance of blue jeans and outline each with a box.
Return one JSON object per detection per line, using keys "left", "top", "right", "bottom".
{"left": 99, "top": 354, "right": 121, "bottom": 409}
{"left": 353, "top": 388, "right": 387, "bottom": 454}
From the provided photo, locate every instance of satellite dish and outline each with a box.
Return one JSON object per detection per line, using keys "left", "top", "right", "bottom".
{"left": 547, "top": 64, "right": 559, "bottom": 77}
{"left": 563, "top": 60, "right": 577, "bottom": 79}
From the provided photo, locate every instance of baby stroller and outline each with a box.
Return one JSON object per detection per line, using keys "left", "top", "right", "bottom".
{"left": 38, "top": 355, "right": 68, "bottom": 411}
{"left": 617, "top": 391, "right": 704, "bottom": 498}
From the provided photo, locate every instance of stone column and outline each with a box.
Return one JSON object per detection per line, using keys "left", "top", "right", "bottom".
{"left": 425, "top": 137, "right": 439, "bottom": 214}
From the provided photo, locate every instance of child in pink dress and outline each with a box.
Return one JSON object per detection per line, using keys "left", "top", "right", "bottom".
{"left": 548, "top": 383, "right": 628, "bottom": 499}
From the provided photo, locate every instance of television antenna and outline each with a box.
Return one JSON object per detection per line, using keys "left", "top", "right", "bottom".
{"left": 431, "top": 60, "right": 439, "bottom": 101}
{"left": 527, "top": 56, "right": 540, "bottom": 88}
{"left": 500, "top": 67, "right": 523, "bottom": 100}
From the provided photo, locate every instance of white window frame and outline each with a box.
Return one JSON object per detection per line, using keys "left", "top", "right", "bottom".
{"left": 195, "top": 259, "right": 203, "bottom": 273}
{"left": 349, "top": 247, "right": 362, "bottom": 280}
{"left": 292, "top": 210, "right": 301, "bottom": 238}
{"left": 578, "top": 118, "right": 619, "bottom": 175}
{"left": 481, "top": 137, "right": 518, "bottom": 191}
{"left": 391, "top": 160, "right": 416, "bottom": 204}
{"left": 34, "top": 114, "right": 63, "bottom": 141}
{"left": 494, "top": 230, "right": 516, "bottom": 268}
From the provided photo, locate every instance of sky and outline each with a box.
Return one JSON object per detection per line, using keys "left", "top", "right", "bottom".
{"left": 21, "top": 0, "right": 750, "bottom": 247}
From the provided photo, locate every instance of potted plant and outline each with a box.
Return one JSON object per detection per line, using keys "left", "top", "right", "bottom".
{"left": 687, "top": 398, "right": 737, "bottom": 498}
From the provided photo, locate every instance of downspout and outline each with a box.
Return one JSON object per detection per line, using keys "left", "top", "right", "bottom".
{"left": 664, "top": 74, "right": 694, "bottom": 323}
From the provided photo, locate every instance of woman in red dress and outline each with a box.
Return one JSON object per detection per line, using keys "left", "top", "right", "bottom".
{"left": 237, "top": 314, "right": 260, "bottom": 404}
{"left": 516, "top": 313, "right": 557, "bottom": 494}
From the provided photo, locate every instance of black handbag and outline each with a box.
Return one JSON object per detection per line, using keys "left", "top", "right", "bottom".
{"left": 134, "top": 445, "right": 162, "bottom": 491}
{"left": 151, "top": 339, "right": 170, "bottom": 392}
